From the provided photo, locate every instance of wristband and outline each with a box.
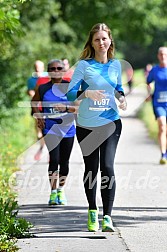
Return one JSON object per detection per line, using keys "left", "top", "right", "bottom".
{"left": 66, "top": 105, "right": 70, "bottom": 112}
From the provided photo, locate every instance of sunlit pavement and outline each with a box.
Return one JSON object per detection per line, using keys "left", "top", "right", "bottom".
{"left": 17, "top": 88, "right": 167, "bottom": 252}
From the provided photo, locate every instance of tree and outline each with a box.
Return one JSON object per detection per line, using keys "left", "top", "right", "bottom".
{"left": 0, "top": 0, "right": 28, "bottom": 44}
{"left": 59, "top": 0, "right": 167, "bottom": 67}
{"left": 0, "top": 0, "right": 30, "bottom": 119}
{"left": 0, "top": 0, "right": 167, "bottom": 119}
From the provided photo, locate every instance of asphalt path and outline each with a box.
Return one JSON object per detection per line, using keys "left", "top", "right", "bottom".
{"left": 17, "top": 86, "right": 167, "bottom": 252}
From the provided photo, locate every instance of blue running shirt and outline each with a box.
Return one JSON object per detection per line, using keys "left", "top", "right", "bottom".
{"left": 39, "top": 82, "right": 76, "bottom": 137}
{"left": 147, "top": 65, "right": 167, "bottom": 107}
{"left": 27, "top": 77, "right": 38, "bottom": 90}
{"left": 67, "top": 59, "right": 124, "bottom": 127}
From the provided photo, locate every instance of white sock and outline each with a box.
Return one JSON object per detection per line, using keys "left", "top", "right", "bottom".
{"left": 57, "top": 187, "right": 64, "bottom": 192}
{"left": 51, "top": 189, "right": 57, "bottom": 193}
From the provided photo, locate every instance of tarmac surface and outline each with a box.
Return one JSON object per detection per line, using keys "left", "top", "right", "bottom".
{"left": 17, "top": 86, "right": 167, "bottom": 252}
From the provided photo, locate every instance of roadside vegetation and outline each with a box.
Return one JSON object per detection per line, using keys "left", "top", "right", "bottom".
{"left": 138, "top": 101, "right": 158, "bottom": 143}
{"left": 133, "top": 69, "right": 158, "bottom": 143}
{"left": 0, "top": 109, "right": 35, "bottom": 251}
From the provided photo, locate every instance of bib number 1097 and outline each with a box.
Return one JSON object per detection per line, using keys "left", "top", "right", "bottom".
{"left": 94, "top": 98, "right": 110, "bottom": 106}
{"left": 89, "top": 96, "right": 112, "bottom": 111}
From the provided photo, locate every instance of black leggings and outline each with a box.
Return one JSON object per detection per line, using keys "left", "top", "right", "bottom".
{"left": 76, "top": 119, "right": 122, "bottom": 216}
{"left": 44, "top": 134, "right": 74, "bottom": 176}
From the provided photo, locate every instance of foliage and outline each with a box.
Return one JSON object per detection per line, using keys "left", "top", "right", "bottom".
{"left": 0, "top": 235, "right": 18, "bottom": 252}
{"left": 0, "top": 111, "right": 35, "bottom": 251}
{"left": 0, "top": 198, "right": 33, "bottom": 239}
{"left": 0, "top": 198, "right": 33, "bottom": 251}
{"left": 0, "top": 110, "right": 35, "bottom": 172}
{"left": 62, "top": 0, "right": 167, "bottom": 67}
{"left": 0, "top": 0, "right": 30, "bottom": 119}
{"left": 1, "top": 0, "right": 167, "bottom": 119}
{"left": 0, "top": 0, "right": 31, "bottom": 48}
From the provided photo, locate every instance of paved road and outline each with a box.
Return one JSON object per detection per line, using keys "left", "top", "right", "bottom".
{"left": 17, "top": 86, "right": 167, "bottom": 252}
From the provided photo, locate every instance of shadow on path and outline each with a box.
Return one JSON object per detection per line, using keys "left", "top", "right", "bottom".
{"left": 18, "top": 204, "right": 167, "bottom": 236}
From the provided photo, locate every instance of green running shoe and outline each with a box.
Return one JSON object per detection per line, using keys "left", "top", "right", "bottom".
{"left": 160, "top": 157, "right": 166, "bottom": 165}
{"left": 87, "top": 209, "right": 99, "bottom": 232}
{"left": 102, "top": 215, "right": 115, "bottom": 232}
{"left": 48, "top": 192, "right": 59, "bottom": 205}
{"left": 57, "top": 189, "right": 67, "bottom": 205}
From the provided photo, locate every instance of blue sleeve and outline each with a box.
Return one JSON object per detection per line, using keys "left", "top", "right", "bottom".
{"left": 147, "top": 67, "right": 154, "bottom": 84}
{"left": 67, "top": 60, "right": 87, "bottom": 101}
{"left": 27, "top": 77, "right": 36, "bottom": 90}
{"left": 115, "top": 60, "right": 124, "bottom": 93}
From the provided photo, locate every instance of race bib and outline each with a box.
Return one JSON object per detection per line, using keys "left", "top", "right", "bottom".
{"left": 45, "top": 106, "right": 67, "bottom": 118}
{"left": 157, "top": 91, "right": 167, "bottom": 103}
{"left": 89, "top": 93, "right": 114, "bottom": 111}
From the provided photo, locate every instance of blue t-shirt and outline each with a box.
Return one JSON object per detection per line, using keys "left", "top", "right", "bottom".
{"left": 67, "top": 59, "right": 124, "bottom": 127}
{"left": 41, "top": 83, "right": 76, "bottom": 137}
{"left": 27, "top": 77, "right": 38, "bottom": 90}
{"left": 27, "top": 72, "right": 49, "bottom": 90}
{"left": 147, "top": 65, "right": 167, "bottom": 107}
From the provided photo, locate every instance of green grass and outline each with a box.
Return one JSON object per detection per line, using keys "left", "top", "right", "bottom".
{"left": 0, "top": 108, "right": 35, "bottom": 251}
{"left": 0, "top": 108, "right": 36, "bottom": 199}
{"left": 120, "top": 67, "right": 158, "bottom": 143}
{"left": 133, "top": 69, "right": 146, "bottom": 86}
{"left": 133, "top": 69, "right": 158, "bottom": 143}
{"left": 0, "top": 108, "right": 35, "bottom": 150}
{"left": 138, "top": 101, "right": 158, "bottom": 142}
{"left": 123, "top": 68, "right": 146, "bottom": 91}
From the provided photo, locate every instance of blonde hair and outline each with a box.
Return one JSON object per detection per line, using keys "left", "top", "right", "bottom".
{"left": 80, "top": 23, "right": 114, "bottom": 60}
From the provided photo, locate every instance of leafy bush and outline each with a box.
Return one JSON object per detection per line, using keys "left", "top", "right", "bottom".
{"left": 0, "top": 235, "right": 18, "bottom": 252}
{"left": 0, "top": 110, "right": 35, "bottom": 251}
{"left": 0, "top": 198, "right": 33, "bottom": 239}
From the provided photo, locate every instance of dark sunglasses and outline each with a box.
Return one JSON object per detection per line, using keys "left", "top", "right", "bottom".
{"left": 49, "top": 67, "right": 63, "bottom": 71}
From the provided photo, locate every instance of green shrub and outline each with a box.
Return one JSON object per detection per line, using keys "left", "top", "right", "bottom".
{"left": 0, "top": 235, "right": 18, "bottom": 252}
{"left": 0, "top": 110, "right": 35, "bottom": 251}
{"left": 0, "top": 198, "right": 33, "bottom": 239}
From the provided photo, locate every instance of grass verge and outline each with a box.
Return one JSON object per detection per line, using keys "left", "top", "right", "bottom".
{"left": 0, "top": 108, "right": 35, "bottom": 251}
{"left": 137, "top": 101, "right": 158, "bottom": 143}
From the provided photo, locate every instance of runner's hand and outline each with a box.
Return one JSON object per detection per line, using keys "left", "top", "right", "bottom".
{"left": 54, "top": 103, "right": 66, "bottom": 112}
{"left": 85, "top": 90, "right": 106, "bottom": 101}
{"left": 118, "top": 96, "right": 127, "bottom": 111}
{"left": 145, "top": 94, "right": 152, "bottom": 102}
{"left": 37, "top": 118, "right": 45, "bottom": 129}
